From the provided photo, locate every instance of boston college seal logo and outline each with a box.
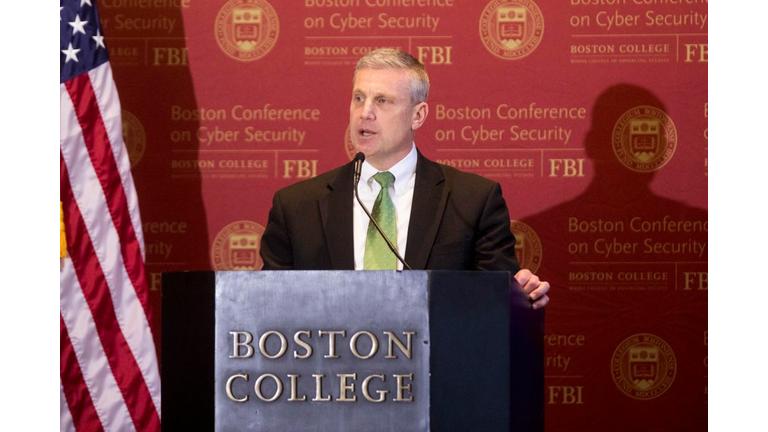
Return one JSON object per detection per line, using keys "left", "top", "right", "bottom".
{"left": 479, "top": 0, "right": 544, "bottom": 60}
{"left": 211, "top": 220, "right": 266, "bottom": 270}
{"left": 215, "top": 0, "right": 279, "bottom": 62}
{"left": 510, "top": 220, "right": 542, "bottom": 273}
{"left": 121, "top": 109, "right": 146, "bottom": 168}
{"left": 612, "top": 106, "right": 678, "bottom": 172}
{"left": 611, "top": 333, "right": 677, "bottom": 400}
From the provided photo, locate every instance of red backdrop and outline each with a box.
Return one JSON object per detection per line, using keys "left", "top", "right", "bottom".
{"left": 100, "top": 0, "right": 707, "bottom": 429}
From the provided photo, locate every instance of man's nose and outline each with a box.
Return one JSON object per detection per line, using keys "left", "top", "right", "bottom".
{"left": 360, "top": 100, "right": 375, "bottom": 120}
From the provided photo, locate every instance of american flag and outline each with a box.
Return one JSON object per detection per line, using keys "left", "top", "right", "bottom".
{"left": 60, "top": 0, "right": 161, "bottom": 430}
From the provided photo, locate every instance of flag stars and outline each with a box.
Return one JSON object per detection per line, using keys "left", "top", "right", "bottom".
{"left": 69, "top": 15, "right": 88, "bottom": 35}
{"left": 81, "top": 0, "right": 93, "bottom": 6}
{"left": 62, "top": 42, "right": 81, "bottom": 63}
{"left": 93, "top": 30, "right": 106, "bottom": 49}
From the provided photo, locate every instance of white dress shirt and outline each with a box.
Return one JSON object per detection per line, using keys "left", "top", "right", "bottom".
{"left": 353, "top": 144, "right": 417, "bottom": 270}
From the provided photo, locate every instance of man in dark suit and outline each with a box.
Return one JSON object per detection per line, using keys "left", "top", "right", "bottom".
{"left": 260, "top": 48, "right": 549, "bottom": 309}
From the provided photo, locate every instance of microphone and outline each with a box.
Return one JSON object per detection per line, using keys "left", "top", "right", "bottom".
{"left": 353, "top": 152, "right": 412, "bottom": 270}
{"left": 353, "top": 151, "right": 364, "bottom": 185}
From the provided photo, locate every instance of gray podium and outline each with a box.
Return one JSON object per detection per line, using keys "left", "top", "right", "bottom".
{"left": 162, "top": 270, "right": 543, "bottom": 431}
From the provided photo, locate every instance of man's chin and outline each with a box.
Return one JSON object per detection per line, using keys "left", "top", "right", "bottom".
{"left": 352, "top": 142, "right": 376, "bottom": 156}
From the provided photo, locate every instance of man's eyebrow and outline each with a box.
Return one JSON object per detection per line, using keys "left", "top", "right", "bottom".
{"left": 352, "top": 89, "right": 395, "bottom": 99}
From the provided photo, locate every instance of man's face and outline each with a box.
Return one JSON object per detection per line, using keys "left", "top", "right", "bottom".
{"left": 349, "top": 68, "right": 428, "bottom": 170}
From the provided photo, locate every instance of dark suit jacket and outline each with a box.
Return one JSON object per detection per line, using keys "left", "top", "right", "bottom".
{"left": 260, "top": 151, "right": 520, "bottom": 272}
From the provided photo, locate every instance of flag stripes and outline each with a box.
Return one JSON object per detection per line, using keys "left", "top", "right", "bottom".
{"left": 60, "top": 381, "right": 77, "bottom": 431}
{"left": 60, "top": 59, "right": 161, "bottom": 430}
{"left": 60, "top": 74, "right": 161, "bottom": 414}
{"left": 61, "top": 256, "right": 136, "bottom": 431}
{"left": 85, "top": 66, "right": 147, "bottom": 259}
{"left": 61, "top": 152, "right": 160, "bottom": 430}
{"left": 60, "top": 315, "right": 103, "bottom": 432}
{"left": 64, "top": 71, "right": 151, "bottom": 322}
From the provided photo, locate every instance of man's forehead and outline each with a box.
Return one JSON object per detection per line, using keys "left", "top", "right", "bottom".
{"left": 352, "top": 68, "right": 411, "bottom": 93}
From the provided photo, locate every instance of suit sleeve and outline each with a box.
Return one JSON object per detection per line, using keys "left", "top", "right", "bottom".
{"left": 260, "top": 191, "right": 294, "bottom": 270}
{"left": 474, "top": 182, "right": 521, "bottom": 273}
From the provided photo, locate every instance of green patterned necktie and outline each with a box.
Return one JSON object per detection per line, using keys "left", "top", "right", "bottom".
{"left": 364, "top": 171, "right": 397, "bottom": 270}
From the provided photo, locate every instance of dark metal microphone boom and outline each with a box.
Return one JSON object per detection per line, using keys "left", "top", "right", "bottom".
{"left": 353, "top": 152, "right": 412, "bottom": 270}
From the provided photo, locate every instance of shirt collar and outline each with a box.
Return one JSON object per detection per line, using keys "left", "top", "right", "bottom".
{"left": 360, "top": 143, "right": 417, "bottom": 192}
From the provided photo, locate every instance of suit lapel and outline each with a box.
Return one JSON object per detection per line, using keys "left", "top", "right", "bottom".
{"left": 320, "top": 162, "right": 355, "bottom": 270}
{"left": 405, "top": 152, "right": 449, "bottom": 269}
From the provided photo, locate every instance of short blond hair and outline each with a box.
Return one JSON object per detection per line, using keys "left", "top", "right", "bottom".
{"left": 354, "top": 48, "right": 430, "bottom": 104}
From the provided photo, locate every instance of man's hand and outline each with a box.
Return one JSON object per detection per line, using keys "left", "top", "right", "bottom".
{"left": 515, "top": 269, "right": 550, "bottom": 310}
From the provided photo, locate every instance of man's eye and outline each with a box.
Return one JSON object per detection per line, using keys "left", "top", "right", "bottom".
{"left": 377, "top": 98, "right": 388, "bottom": 104}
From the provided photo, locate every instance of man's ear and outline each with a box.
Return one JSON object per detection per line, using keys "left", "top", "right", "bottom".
{"left": 411, "top": 102, "right": 429, "bottom": 131}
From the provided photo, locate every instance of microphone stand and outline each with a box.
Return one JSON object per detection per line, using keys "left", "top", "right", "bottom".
{"left": 353, "top": 153, "right": 412, "bottom": 270}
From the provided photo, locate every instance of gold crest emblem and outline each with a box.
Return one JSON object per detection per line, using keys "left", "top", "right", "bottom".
{"left": 121, "top": 109, "right": 146, "bottom": 168}
{"left": 211, "top": 220, "right": 265, "bottom": 270}
{"left": 612, "top": 106, "right": 678, "bottom": 172}
{"left": 510, "top": 220, "right": 542, "bottom": 273}
{"left": 479, "top": 0, "right": 544, "bottom": 60}
{"left": 611, "top": 333, "right": 677, "bottom": 400}
{"left": 215, "top": 0, "right": 279, "bottom": 62}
